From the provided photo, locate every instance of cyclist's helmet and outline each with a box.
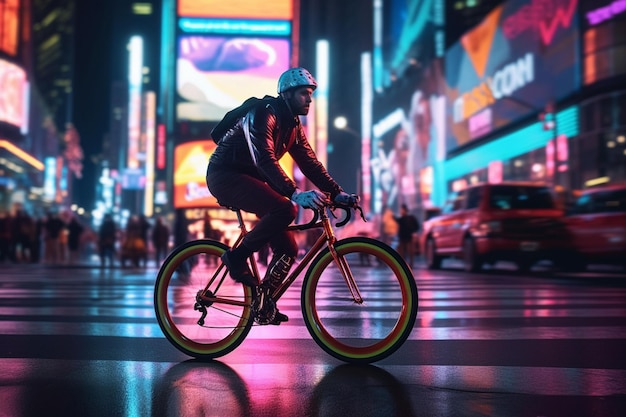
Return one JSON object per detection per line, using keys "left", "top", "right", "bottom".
{"left": 277, "top": 67, "right": 317, "bottom": 94}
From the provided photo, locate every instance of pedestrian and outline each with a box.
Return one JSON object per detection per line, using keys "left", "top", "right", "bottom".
{"left": 123, "top": 215, "right": 147, "bottom": 267}
{"left": 138, "top": 214, "right": 152, "bottom": 252}
{"left": 203, "top": 211, "right": 221, "bottom": 241}
{"left": 393, "top": 204, "right": 419, "bottom": 267}
{"left": 66, "top": 214, "right": 84, "bottom": 264}
{"left": 152, "top": 216, "right": 170, "bottom": 264}
{"left": 0, "top": 210, "right": 12, "bottom": 263}
{"left": 98, "top": 214, "right": 117, "bottom": 268}
{"left": 206, "top": 67, "right": 357, "bottom": 325}
{"left": 13, "top": 209, "right": 36, "bottom": 263}
{"left": 380, "top": 205, "right": 398, "bottom": 247}
{"left": 43, "top": 211, "right": 65, "bottom": 264}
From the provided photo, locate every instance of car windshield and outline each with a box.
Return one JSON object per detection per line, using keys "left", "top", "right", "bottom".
{"left": 489, "top": 185, "right": 555, "bottom": 210}
{"left": 577, "top": 189, "right": 626, "bottom": 214}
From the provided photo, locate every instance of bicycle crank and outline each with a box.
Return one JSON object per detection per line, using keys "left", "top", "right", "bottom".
{"left": 252, "top": 287, "right": 278, "bottom": 325}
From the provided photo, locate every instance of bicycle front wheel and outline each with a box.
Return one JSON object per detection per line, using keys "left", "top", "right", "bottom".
{"left": 302, "top": 237, "right": 418, "bottom": 363}
{"left": 154, "top": 240, "right": 254, "bottom": 359}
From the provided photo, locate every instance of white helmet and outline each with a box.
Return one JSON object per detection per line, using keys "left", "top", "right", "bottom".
{"left": 277, "top": 67, "right": 317, "bottom": 93}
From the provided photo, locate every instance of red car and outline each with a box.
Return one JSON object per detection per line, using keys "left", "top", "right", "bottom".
{"left": 562, "top": 183, "right": 626, "bottom": 271}
{"left": 420, "top": 182, "right": 568, "bottom": 272}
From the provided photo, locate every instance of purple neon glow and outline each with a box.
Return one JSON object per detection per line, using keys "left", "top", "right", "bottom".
{"left": 586, "top": 0, "right": 626, "bottom": 26}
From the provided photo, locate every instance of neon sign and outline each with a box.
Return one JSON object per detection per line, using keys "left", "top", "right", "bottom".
{"left": 503, "top": 0, "right": 578, "bottom": 46}
{"left": 0, "top": 59, "right": 27, "bottom": 129}
{"left": 586, "top": 0, "right": 626, "bottom": 26}
{"left": 453, "top": 53, "right": 535, "bottom": 123}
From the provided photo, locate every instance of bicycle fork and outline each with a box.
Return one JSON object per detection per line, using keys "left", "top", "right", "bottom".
{"left": 321, "top": 212, "right": 364, "bottom": 305}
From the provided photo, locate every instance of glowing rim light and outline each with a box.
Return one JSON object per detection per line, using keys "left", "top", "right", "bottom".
{"left": 0, "top": 140, "right": 44, "bottom": 171}
{"left": 304, "top": 241, "right": 415, "bottom": 360}
{"left": 155, "top": 242, "right": 253, "bottom": 356}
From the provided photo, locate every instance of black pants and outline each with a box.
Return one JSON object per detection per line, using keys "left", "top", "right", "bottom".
{"left": 206, "top": 165, "right": 298, "bottom": 257}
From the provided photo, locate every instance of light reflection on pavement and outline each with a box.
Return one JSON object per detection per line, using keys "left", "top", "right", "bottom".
{"left": 0, "top": 263, "right": 625, "bottom": 416}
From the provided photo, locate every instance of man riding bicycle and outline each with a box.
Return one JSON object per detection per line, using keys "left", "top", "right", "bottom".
{"left": 206, "top": 67, "right": 357, "bottom": 325}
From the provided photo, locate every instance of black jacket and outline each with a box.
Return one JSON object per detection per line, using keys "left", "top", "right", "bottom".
{"left": 208, "top": 96, "right": 343, "bottom": 199}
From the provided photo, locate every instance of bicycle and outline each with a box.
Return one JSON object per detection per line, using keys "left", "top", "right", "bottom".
{"left": 154, "top": 201, "right": 418, "bottom": 363}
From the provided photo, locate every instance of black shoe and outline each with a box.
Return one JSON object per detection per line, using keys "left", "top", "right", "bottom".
{"left": 274, "top": 309, "right": 289, "bottom": 323}
{"left": 221, "top": 251, "right": 257, "bottom": 287}
{"left": 265, "top": 309, "right": 288, "bottom": 326}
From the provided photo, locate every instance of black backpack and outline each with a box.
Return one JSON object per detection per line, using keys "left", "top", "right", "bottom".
{"left": 210, "top": 95, "right": 276, "bottom": 143}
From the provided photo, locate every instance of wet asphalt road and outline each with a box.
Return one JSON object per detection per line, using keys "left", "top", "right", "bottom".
{"left": 0, "top": 260, "right": 625, "bottom": 417}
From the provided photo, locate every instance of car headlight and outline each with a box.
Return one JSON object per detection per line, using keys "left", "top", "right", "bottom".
{"left": 475, "top": 220, "right": 501, "bottom": 236}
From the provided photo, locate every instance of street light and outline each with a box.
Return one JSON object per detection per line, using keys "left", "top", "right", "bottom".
{"left": 333, "top": 116, "right": 360, "bottom": 138}
{"left": 332, "top": 116, "right": 362, "bottom": 196}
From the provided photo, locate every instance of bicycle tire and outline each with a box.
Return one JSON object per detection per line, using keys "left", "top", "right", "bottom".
{"left": 301, "top": 237, "right": 418, "bottom": 363}
{"left": 154, "top": 240, "right": 254, "bottom": 359}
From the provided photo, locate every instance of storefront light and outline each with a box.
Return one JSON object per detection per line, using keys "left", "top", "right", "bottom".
{"left": 617, "top": 135, "right": 625, "bottom": 143}
{"left": 585, "top": 176, "right": 610, "bottom": 187}
{"left": 607, "top": 141, "right": 616, "bottom": 148}
{"left": 531, "top": 163, "right": 543, "bottom": 173}
{"left": 0, "top": 140, "right": 44, "bottom": 171}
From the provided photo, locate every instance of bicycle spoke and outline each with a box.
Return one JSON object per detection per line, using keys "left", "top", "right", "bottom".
{"left": 302, "top": 237, "right": 418, "bottom": 363}
{"left": 154, "top": 241, "right": 254, "bottom": 359}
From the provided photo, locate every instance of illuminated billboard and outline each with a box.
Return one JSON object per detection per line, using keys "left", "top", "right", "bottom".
{"left": 371, "top": 59, "right": 446, "bottom": 212}
{"left": 0, "top": 59, "right": 28, "bottom": 130}
{"left": 178, "top": 0, "right": 293, "bottom": 19}
{"left": 375, "top": 0, "right": 444, "bottom": 90}
{"left": 176, "top": 35, "right": 290, "bottom": 122}
{"left": 174, "top": 140, "right": 294, "bottom": 208}
{"left": 174, "top": 140, "right": 219, "bottom": 208}
{"left": 445, "top": 0, "right": 580, "bottom": 152}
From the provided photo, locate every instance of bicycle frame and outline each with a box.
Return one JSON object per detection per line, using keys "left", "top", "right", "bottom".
{"left": 200, "top": 206, "right": 365, "bottom": 308}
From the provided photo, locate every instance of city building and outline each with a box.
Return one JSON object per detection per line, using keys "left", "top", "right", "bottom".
{"left": 369, "top": 0, "right": 626, "bottom": 218}
{"left": 1, "top": 0, "right": 62, "bottom": 214}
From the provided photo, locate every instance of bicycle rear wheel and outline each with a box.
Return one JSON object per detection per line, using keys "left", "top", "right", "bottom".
{"left": 154, "top": 240, "right": 254, "bottom": 359}
{"left": 302, "top": 237, "right": 418, "bottom": 363}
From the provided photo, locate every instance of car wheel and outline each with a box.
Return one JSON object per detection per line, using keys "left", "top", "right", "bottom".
{"left": 425, "top": 237, "right": 442, "bottom": 270}
{"left": 462, "top": 236, "right": 482, "bottom": 272}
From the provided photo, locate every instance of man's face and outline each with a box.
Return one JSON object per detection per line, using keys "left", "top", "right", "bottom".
{"left": 285, "top": 87, "right": 314, "bottom": 115}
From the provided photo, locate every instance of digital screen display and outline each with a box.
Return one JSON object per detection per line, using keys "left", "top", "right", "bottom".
{"left": 376, "top": 0, "right": 444, "bottom": 90}
{"left": 371, "top": 59, "right": 446, "bottom": 212}
{"left": 178, "top": 0, "right": 293, "bottom": 20}
{"left": 176, "top": 35, "right": 290, "bottom": 122}
{"left": 174, "top": 140, "right": 294, "bottom": 208}
{"left": 0, "top": 59, "right": 27, "bottom": 128}
{"left": 174, "top": 141, "right": 219, "bottom": 208}
{"left": 445, "top": 0, "right": 580, "bottom": 152}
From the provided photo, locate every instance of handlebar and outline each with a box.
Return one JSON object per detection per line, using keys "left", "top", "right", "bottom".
{"left": 330, "top": 201, "right": 366, "bottom": 227}
{"left": 298, "top": 200, "right": 366, "bottom": 229}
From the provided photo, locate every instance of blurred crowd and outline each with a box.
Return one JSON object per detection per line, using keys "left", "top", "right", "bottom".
{"left": 0, "top": 205, "right": 423, "bottom": 270}
{"left": 0, "top": 208, "right": 91, "bottom": 265}
{"left": 0, "top": 207, "right": 173, "bottom": 269}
